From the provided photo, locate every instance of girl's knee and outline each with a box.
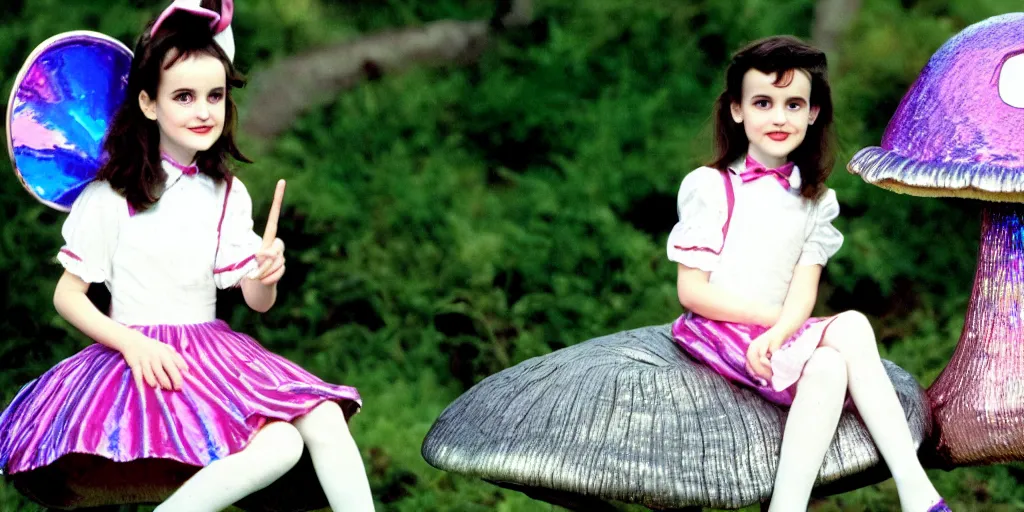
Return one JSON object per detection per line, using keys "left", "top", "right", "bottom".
{"left": 831, "top": 311, "right": 874, "bottom": 336}
{"left": 835, "top": 310, "right": 871, "bottom": 330}
{"left": 256, "top": 421, "right": 305, "bottom": 469}
{"left": 294, "top": 401, "right": 351, "bottom": 448}
{"left": 822, "top": 311, "right": 878, "bottom": 355}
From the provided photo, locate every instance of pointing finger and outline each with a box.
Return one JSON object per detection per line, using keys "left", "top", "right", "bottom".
{"left": 262, "top": 180, "right": 286, "bottom": 248}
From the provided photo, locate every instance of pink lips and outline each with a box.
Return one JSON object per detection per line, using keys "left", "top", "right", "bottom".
{"left": 189, "top": 126, "right": 213, "bottom": 134}
{"left": 767, "top": 132, "right": 790, "bottom": 141}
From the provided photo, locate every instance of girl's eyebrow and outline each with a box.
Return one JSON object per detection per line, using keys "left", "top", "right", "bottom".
{"left": 170, "top": 86, "right": 226, "bottom": 95}
{"left": 751, "top": 92, "right": 809, "bottom": 100}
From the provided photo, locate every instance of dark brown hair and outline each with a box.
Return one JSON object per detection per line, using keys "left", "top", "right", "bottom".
{"left": 97, "top": 10, "right": 250, "bottom": 212}
{"left": 708, "top": 35, "right": 835, "bottom": 200}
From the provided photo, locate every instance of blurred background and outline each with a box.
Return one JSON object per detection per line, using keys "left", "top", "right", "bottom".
{"left": 1, "top": 0, "right": 1021, "bottom": 510}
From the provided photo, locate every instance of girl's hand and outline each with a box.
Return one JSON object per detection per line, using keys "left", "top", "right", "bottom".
{"left": 746, "top": 332, "right": 777, "bottom": 380}
{"left": 253, "top": 238, "right": 286, "bottom": 286}
{"left": 121, "top": 334, "right": 188, "bottom": 391}
{"left": 765, "top": 328, "right": 787, "bottom": 356}
{"left": 249, "top": 179, "right": 286, "bottom": 286}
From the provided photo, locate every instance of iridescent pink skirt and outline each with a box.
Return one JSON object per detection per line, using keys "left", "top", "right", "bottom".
{"left": 672, "top": 313, "right": 837, "bottom": 406}
{"left": 0, "top": 320, "right": 360, "bottom": 507}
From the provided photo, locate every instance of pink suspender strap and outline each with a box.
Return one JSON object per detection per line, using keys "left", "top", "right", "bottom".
{"left": 214, "top": 176, "right": 233, "bottom": 263}
{"left": 671, "top": 169, "right": 736, "bottom": 255}
{"left": 718, "top": 169, "right": 735, "bottom": 250}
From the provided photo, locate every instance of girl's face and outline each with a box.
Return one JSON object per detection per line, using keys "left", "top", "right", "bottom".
{"left": 139, "top": 52, "right": 227, "bottom": 164}
{"left": 730, "top": 68, "right": 820, "bottom": 167}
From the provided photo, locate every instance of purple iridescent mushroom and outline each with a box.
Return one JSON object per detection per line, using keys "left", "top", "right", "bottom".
{"left": 848, "top": 12, "right": 1024, "bottom": 466}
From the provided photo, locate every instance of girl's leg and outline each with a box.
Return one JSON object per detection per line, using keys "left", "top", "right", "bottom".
{"left": 769, "top": 347, "right": 848, "bottom": 512}
{"left": 155, "top": 421, "right": 304, "bottom": 512}
{"left": 292, "top": 401, "right": 375, "bottom": 511}
{"left": 821, "top": 311, "right": 941, "bottom": 512}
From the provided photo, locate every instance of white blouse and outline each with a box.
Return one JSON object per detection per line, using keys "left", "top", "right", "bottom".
{"left": 666, "top": 157, "right": 843, "bottom": 308}
{"left": 57, "top": 160, "right": 263, "bottom": 325}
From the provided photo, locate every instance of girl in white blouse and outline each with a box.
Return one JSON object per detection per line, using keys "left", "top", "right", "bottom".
{"left": 0, "top": 2, "right": 373, "bottom": 511}
{"left": 668, "top": 36, "right": 947, "bottom": 512}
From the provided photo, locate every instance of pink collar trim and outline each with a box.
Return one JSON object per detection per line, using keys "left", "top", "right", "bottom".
{"left": 161, "top": 152, "right": 200, "bottom": 177}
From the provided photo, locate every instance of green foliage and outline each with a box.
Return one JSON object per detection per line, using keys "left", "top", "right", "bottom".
{"left": 1, "top": 0, "right": 1023, "bottom": 510}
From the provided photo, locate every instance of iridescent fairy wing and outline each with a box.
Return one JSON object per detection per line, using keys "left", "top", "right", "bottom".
{"left": 6, "top": 31, "right": 132, "bottom": 211}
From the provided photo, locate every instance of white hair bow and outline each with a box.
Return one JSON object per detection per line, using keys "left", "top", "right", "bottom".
{"left": 150, "top": 0, "right": 235, "bottom": 61}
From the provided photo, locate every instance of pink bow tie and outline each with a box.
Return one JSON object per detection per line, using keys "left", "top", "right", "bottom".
{"left": 161, "top": 153, "right": 199, "bottom": 177}
{"left": 739, "top": 155, "right": 794, "bottom": 190}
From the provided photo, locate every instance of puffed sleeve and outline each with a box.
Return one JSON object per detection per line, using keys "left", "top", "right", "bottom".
{"left": 666, "top": 167, "right": 730, "bottom": 272}
{"left": 213, "top": 178, "right": 263, "bottom": 289}
{"left": 797, "top": 188, "right": 844, "bottom": 266}
{"left": 57, "top": 181, "right": 124, "bottom": 283}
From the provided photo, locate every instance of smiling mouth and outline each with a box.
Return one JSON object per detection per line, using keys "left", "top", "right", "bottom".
{"left": 189, "top": 126, "right": 213, "bottom": 134}
{"left": 767, "top": 132, "right": 790, "bottom": 141}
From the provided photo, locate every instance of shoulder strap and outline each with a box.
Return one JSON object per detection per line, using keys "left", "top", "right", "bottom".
{"left": 718, "top": 169, "right": 735, "bottom": 250}
{"left": 213, "top": 176, "right": 234, "bottom": 263}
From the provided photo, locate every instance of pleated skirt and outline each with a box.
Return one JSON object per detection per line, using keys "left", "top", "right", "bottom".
{"left": 672, "top": 312, "right": 837, "bottom": 406}
{"left": 0, "top": 319, "right": 360, "bottom": 508}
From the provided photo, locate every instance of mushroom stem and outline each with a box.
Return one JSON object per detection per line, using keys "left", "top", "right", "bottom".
{"left": 927, "top": 204, "right": 1024, "bottom": 466}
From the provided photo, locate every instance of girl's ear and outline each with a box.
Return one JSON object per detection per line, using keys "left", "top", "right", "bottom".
{"left": 139, "top": 91, "right": 158, "bottom": 121}
{"left": 808, "top": 105, "right": 820, "bottom": 125}
{"left": 730, "top": 102, "right": 743, "bottom": 123}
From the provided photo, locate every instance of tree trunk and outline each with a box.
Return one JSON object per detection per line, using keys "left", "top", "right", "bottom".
{"left": 812, "top": 0, "right": 861, "bottom": 56}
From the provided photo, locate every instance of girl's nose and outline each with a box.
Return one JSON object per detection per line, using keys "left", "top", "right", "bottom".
{"left": 772, "top": 106, "right": 787, "bottom": 124}
{"left": 196, "top": 102, "right": 211, "bottom": 120}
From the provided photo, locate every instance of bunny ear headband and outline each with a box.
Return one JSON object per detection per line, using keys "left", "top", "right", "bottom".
{"left": 151, "top": 0, "right": 235, "bottom": 61}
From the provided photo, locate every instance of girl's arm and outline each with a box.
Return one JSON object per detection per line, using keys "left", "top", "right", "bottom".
{"left": 766, "top": 264, "right": 822, "bottom": 344}
{"left": 240, "top": 181, "right": 287, "bottom": 313}
{"left": 677, "top": 264, "right": 781, "bottom": 325}
{"left": 240, "top": 277, "right": 277, "bottom": 312}
{"left": 239, "top": 237, "right": 285, "bottom": 313}
{"left": 746, "top": 264, "right": 823, "bottom": 378}
{"left": 53, "top": 271, "right": 186, "bottom": 390}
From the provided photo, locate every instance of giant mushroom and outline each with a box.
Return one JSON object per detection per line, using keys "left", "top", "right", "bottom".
{"left": 848, "top": 12, "right": 1024, "bottom": 466}
{"left": 421, "top": 326, "right": 932, "bottom": 510}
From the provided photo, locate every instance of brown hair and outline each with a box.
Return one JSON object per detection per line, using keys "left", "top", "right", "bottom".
{"left": 708, "top": 35, "right": 835, "bottom": 200}
{"left": 97, "top": 10, "right": 250, "bottom": 212}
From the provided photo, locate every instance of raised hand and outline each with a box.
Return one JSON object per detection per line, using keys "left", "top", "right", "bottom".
{"left": 250, "top": 180, "right": 287, "bottom": 286}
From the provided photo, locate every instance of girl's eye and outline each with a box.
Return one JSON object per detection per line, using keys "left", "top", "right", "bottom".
{"left": 754, "top": 99, "right": 770, "bottom": 108}
{"left": 174, "top": 93, "right": 194, "bottom": 104}
{"left": 787, "top": 102, "right": 803, "bottom": 110}
{"left": 209, "top": 92, "right": 224, "bottom": 103}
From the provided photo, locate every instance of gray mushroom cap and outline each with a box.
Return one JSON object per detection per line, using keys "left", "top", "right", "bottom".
{"left": 422, "top": 325, "right": 932, "bottom": 509}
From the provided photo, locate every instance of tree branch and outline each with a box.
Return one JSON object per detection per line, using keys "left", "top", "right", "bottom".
{"left": 241, "top": 0, "right": 533, "bottom": 142}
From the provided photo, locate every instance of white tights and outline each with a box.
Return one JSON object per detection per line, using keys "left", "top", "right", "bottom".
{"left": 155, "top": 401, "right": 374, "bottom": 512}
{"left": 768, "top": 312, "right": 941, "bottom": 512}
